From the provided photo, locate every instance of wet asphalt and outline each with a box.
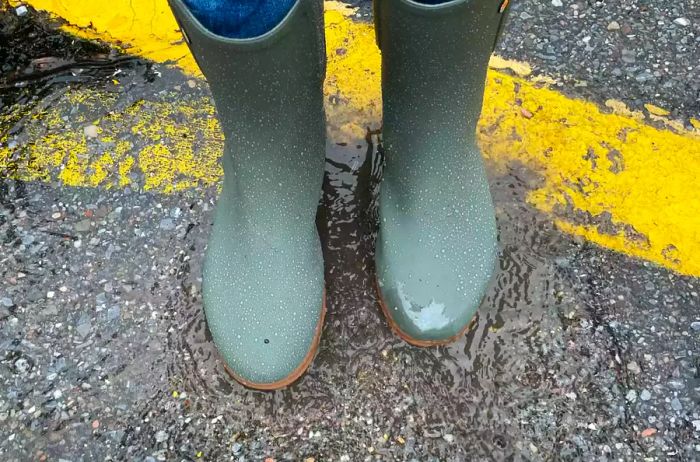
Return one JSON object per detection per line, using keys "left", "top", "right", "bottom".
{"left": 1, "top": 1, "right": 699, "bottom": 461}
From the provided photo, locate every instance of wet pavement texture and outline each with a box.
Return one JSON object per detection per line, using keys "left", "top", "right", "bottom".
{"left": 497, "top": 0, "right": 699, "bottom": 123}
{"left": 2, "top": 1, "right": 700, "bottom": 461}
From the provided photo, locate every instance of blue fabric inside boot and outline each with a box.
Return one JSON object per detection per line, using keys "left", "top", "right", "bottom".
{"left": 182, "top": 0, "right": 297, "bottom": 39}
{"left": 183, "top": 0, "right": 454, "bottom": 39}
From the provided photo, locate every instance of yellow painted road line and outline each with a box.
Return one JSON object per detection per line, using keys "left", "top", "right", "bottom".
{"left": 3, "top": 0, "right": 700, "bottom": 277}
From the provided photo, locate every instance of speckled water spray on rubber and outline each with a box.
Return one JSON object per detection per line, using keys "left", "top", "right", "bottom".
{"left": 167, "top": 0, "right": 326, "bottom": 387}
{"left": 374, "top": 0, "right": 510, "bottom": 344}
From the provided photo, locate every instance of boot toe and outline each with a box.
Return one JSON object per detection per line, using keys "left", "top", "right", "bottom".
{"left": 222, "top": 323, "right": 319, "bottom": 387}
{"left": 206, "top": 295, "right": 325, "bottom": 388}
{"left": 376, "top": 238, "right": 497, "bottom": 346}
{"left": 377, "top": 276, "right": 481, "bottom": 345}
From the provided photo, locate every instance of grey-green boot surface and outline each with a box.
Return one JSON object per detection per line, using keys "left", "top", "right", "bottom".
{"left": 168, "top": 0, "right": 326, "bottom": 388}
{"left": 374, "top": 0, "right": 509, "bottom": 346}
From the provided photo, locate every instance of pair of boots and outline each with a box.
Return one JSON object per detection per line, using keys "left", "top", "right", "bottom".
{"left": 168, "top": 0, "right": 509, "bottom": 390}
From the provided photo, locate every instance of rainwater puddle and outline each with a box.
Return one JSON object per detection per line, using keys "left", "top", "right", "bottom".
{"left": 164, "top": 128, "right": 577, "bottom": 457}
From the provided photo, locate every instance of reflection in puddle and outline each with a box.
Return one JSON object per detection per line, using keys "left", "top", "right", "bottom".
{"left": 165, "top": 128, "right": 578, "bottom": 456}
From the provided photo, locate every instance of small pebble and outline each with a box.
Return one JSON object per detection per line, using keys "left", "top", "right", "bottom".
{"left": 640, "top": 389, "right": 651, "bottom": 401}
{"left": 14, "top": 358, "right": 30, "bottom": 374}
{"left": 107, "top": 306, "right": 121, "bottom": 321}
{"left": 671, "top": 398, "right": 682, "bottom": 411}
{"left": 76, "top": 321, "right": 91, "bottom": 338}
{"left": 626, "top": 361, "right": 641, "bottom": 374}
{"left": 155, "top": 430, "right": 169, "bottom": 442}
{"left": 159, "top": 218, "right": 175, "bottom": 231}
{"left": 83, "top": 125, "right": 99, "bottom": 138}
{"left": 74, "top": 219, "right": 91, "bottom": 232}
{"left": 621, "top": 48, "right": 636, "bottom": 64}
{"left": 607, "top": 21, "right": 620, "bottom": 31}
{"left": 673, "top": 17, "right": 690, "bottom": 27}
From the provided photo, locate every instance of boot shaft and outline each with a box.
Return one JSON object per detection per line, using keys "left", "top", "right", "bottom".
{"left": 375, "top": 0, "right": 509, "bottom": 139}
{"left": 168, "top": 0, "right": 326, "bottom": 149}
{"left": 168, "top": 0, "right": 327, "bottom": 215}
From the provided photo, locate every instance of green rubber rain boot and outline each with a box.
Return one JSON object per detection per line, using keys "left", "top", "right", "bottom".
{"left": 374, "top": 0, "right": 510, "bottom": 346}
{"left": 168, "top": 0, "right": 327, "bottom": 389}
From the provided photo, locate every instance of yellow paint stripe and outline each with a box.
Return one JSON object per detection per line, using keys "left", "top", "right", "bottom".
{"left": 3, "top": 0, "right": 700, "bottom": 277}
{"left": 480, "top": 75, "right": 700, "bottom": 277}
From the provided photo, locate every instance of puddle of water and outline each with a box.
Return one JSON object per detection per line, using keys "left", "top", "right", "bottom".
{"left": 164, "top": 126, "right": 578, "bottom": 456}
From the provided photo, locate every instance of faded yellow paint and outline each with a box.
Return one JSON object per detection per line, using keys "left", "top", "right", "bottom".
{"left": 118, "top": 155, "right": 135, "bottom": 188}
{"left": 605, "top": 99, "right": 645, "bottom": 121}
{"left": 488, "top": 55, "right": 532, "bottom": 77}
{"left": 3, "top": 0, "right": 700, "bottom": 277}
{"left": 0, "top": 90, "right": 223, "bottom": 193}
{"left": 644, "top": 103, "right": 670, "bottom": 117}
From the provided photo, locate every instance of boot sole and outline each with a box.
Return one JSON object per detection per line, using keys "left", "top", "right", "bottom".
{"left": 224, "top": 289, "right": 327, "bottom": 390}
{"left": 375, "top": 277, "right": 476, "bottom": 347}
